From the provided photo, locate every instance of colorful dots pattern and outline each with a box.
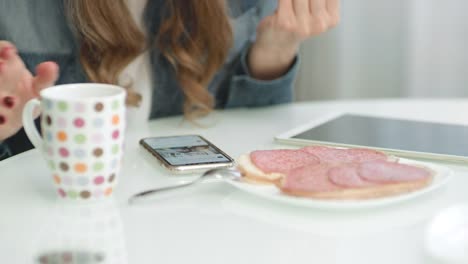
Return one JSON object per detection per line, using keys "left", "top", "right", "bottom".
{"left": 73, "top": 118, "right": 85, "bottom": 128}
{"left": 63, "top": 176, "right": 73, "bottom": 186}
{"left": 93, "top": 118, "right": 104, "bottom": 128}
{"left": 77, "top": 177, "right": 89, "bottom": 186}
{"left": 59, "top": 148, "right": 69, "bottom": 158}
{"left": 112, "top": 100, "right": 119, "bottom": 110}
{"left": 111, "top": 145, "right": 119, "bottom": 154}
{"left": 75, "top": 103, "right": 86, "bottom": 113}
{"left": 44, "top": 98, "right": 124, "bottom": 200}
{"left": 57, "top": 131, "right": 67, "bottom": 142}
{"left": 111, "top": 159, "right": 118, "bottom": 169}
{"left": 80, "top": 191, "right": 91, "bottom": 199}
{"left": 94, "top": 102, "right": 104, "bottom": 112}
{"left": 46, "top": 131, "right": 53, "bottom": 142}
{"left": 108, "top": 174, "right": 116, "bottom": 183}
{"left": 93, "top": 148, "right": 103, "bottom": 157}
{"left": 74, "top": 163, "right": 87, "bottom": 173}
{"left": 45, "top": 100, "right": 53, "bottom": 110}
{"left": 112, "top": 130, "right": 119, "bottom": 140}
{"left": 91, "top": 133, "right": 104, "bottom": 144}
{"left": 53, "top": 175, "right": 61, "bottom": 184}
{"left": 48, "top": 160, "right": 56, "bottom": 170}
{"left": 59, "top": 162, "right": 69, "bottom": 172}
{"left": 105, "top": 188, "right": 113, "bottom": 196}
{"left": 38, "top": 252, "right": 105, "bottom": 263}
{"left": 57, "top": 117, "right": 67, "bottom": 128}
{"left": 74, "top": 148, "right": 86, "bottom": 159}
{"left": 94, "top": 189, "right": 103, "bottom": 199}
{"left": 74, "top": 134, "right": 87, "bottom": 144}
{"left": 112, "top": 115, "right": 120, "bottom": 125}
{"left": 46, "top": 116, "right": 52, "bottom": 126}
{"left": 57, "top": 102, "right": 68, "bottom": 112}
{"left": 93, "top": 162, "right": 104, "bottom": 172}
{"left": 68, "top": 190, "right": 78, "bottom": 199}
{"left": 47, "top": 147, "right": 54, "bottom": 157}
{"left": 94, "top": 176, "right": 105, "bottom": 185}
{"left": 58, "top": 189, "right": 66, "bottom": 197}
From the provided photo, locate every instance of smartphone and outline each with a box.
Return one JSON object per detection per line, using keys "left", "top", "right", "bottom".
{"left": 139, "top": 135, "right": 235, "bottom": 173}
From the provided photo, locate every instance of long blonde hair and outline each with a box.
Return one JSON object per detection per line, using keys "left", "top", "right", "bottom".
{"left": 66, "top": 0, "right": 233, "bottom": 118}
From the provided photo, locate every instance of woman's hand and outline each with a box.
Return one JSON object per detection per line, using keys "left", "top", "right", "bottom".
{"left": 0, "top": 41, "right": 59, "bottom": 140}
{"left": 248, "top": 0, "right": 340, "bottom": 80}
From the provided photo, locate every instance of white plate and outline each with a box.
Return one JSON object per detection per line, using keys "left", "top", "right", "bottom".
{"left": 227, "top": 159, "right": 453, "bottom": 210}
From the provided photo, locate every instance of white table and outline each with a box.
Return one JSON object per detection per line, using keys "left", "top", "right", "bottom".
{"left": 1, "top": 99, "right": 468, "bottom": 264}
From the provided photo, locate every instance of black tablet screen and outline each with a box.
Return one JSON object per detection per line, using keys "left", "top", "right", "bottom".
{"left": 293, "top": 114, "right": 468, "bottom": 158}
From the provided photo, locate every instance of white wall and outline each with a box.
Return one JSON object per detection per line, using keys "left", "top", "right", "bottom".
{"left": 407, "top": 0, "right": 468, "bottom": 97}
{"left": 295, "top": 0, "right": 468, "bottom": 101}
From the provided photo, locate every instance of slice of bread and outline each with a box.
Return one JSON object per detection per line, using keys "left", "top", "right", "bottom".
{"left": 237, "top": 154, "right": 284, "bottom": 185}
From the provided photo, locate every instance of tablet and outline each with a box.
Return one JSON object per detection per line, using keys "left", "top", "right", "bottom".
{"left": 275, "top": 113, "right": 468, "bottom": 163}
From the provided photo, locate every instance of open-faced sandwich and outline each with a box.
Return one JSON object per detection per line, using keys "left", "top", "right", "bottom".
{"left": 237, "top": 146, "right": 433, "bottom": 200}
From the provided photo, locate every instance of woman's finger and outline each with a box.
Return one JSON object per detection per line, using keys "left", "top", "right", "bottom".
{"left": 309, "top": 0, "right": 327, "bottom": 16}
{"left": 0, "top": 43, "right": 17, "bottom": 73}
{"left": 32, "top": 62, "right": 59, "bottom": 95}
{"left": 307, "top": 0, "right": 330, "bottom": 34}
{"left": 277, "top": 0, "right": 295, "bottom": 20}
{"left": 0, "top": 41, "right": 16, "bottom": 60}
{"left": 0, "top": 41, "right": 15, "bottom": 50}
{"left": 326, "top": 0, "right": 340, "bottom": 26}
{"left": 292, "top": 0, "right": 311, "bottom": 27}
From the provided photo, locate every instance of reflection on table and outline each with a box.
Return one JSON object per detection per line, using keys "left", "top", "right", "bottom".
{"left": 32, "top": 200, "right": 127, "bottom": 264}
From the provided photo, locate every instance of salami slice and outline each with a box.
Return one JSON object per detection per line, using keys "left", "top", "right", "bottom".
{"left": 282, "top": 164, "right": 342, "bottom": 192}
{"left": 358, "top": 160, "right": 431, "bottom": 183}
{"left": 250, "top": 149, "right": 320, "bottom": 174}
{"left": 328, "top": 164, "right": 376, "bottom": 188}
{"left": 301, "top": 146, "right": 388, "bottom": 163}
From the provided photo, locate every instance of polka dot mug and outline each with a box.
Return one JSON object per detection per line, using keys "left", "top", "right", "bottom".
{"left": 22, "top": 83, "right": 126, "bottom": 201}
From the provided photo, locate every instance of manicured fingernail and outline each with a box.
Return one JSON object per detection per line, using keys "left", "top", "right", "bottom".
{"left": 3, "top": 96, "right": 14, "bottom": 108}
{"left": 0, "top": 115, "right": 5, "bottom": 125}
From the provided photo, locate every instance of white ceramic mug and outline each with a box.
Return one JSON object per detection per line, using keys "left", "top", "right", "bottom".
{"left": 22, "top": 83, "right": 126, "bottom": 201}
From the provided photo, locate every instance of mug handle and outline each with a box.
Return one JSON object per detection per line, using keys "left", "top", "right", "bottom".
{"left": 22, "top": 99, "right": 43, "bottom": 149}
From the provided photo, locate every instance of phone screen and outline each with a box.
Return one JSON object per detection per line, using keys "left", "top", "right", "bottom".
{"left": 141, "top": 135, "right": 232, "bottom": 166}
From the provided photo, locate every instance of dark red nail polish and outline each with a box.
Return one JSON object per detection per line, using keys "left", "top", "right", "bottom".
{"left": 0, "top": 47, "right": 13, "bottom": 59}
{"left": 0, "top": 115, "right": 5, "bottom": 125}
{"left": 3, "top": 96, "right": 14, "bottom": 108}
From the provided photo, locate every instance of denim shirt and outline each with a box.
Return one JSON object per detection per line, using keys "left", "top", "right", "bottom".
{"left": 0, "top": 0, "right": 298, "bottom": 160}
